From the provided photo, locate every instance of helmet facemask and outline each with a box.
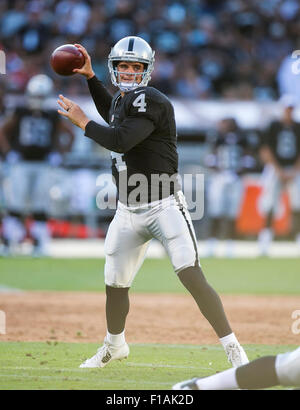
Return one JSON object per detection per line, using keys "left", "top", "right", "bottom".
{"left": 111, "top": 61, "right": 150, "bottom": 92}
{"left": 26, "top": 74, "right": 54, "bottom": 110}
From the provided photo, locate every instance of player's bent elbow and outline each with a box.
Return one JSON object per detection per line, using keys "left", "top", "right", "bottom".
{"left": 113, "top": 146, "right": 125, "bottom": 153}
{"left": 114, "top": 144, "right": 131, "bottom": 154}
{"left": 113, "top": 137, "right": 127, "bottom": 153}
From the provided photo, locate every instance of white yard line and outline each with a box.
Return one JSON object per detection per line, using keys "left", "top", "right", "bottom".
{"left": 0, "top": 285, "right": 23, "bottom": 293}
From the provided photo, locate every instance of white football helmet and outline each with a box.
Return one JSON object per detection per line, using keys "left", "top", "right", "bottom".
{"left": 26, "top": 74, "right": 54, "bottom": 109}
{"left": 108, "top": 36, "right": 155, "bottom": 92}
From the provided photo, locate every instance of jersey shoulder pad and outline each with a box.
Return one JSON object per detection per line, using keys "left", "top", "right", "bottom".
{"left": 127, "top": 86, "right": 170, "bottom": 122}
{"left": 142, "top": 86, "right": 170, "bottom": 104}
{"left": 129, "top": 86, "right": 170, "bottom": 104}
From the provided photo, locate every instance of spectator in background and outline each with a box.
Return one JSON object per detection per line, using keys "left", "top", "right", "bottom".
{"left": 277, "top": 53, "right": 300, "bottom": 101}
{"left": 107, "top": 0, "right": 136, "bottom": 43}
{"left": 150, "top": 51, "right": 176, "bottom": 95}
{"left": 1, "top": 0, "right": 300, "bottom": 108}
{"left": 175, "top": 66, "right": 211, "bottom": 99}
{"left": 0, "top": 0, "right": 27, "bottom": 40}
{"left": 258, "top": 95, "right": 300, "bottom": 256}
{"left": 16, "top": 2, "right": 50, "bottom": 55}
{"left": 0, "top": 0, "right": 299, "bottom": 99}
{"left": 0, "top": 88, "right": 7, "bottom": 254}
{"left": 55, "top": 0, "right": 91, "bottom": 37}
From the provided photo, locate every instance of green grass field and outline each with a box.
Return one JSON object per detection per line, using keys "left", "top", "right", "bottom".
{"left": 0, "top": 257, "right": 299, "bottom": 390}
{"left": 0, "top": 257, "right": 300, "bottom": 294}
{"left": 0, "top": 342, "right": 295, "bottom": 390}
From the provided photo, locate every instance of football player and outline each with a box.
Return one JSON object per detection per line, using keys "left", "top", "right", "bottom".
{"left": 204, "top": 118, "right": 249, "bottom": 257}
{"left": 173, "top": 346, "right": 300, "bottom": 390}
{"left": 0, "top": 74, "right": 75, "bottom": 256}
{"left": 258, "top": 95, "right": 300, "bottom": 256}
{"left": 0, "top": 88, "right": 7, "bottom": 254}
{"left": 57, "top": 36, "right": 249, "bottom": 369}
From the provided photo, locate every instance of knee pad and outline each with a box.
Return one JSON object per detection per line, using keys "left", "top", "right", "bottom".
{"left": 173, "top": 244, "right": 199, "bottom": 273}
{"left": 104, "top": 256, "right": 135, "bottom": 288}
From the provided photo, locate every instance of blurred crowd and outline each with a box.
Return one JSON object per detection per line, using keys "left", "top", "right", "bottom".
{"left": 1, "top": 0, "right": 300, "bottom": 99}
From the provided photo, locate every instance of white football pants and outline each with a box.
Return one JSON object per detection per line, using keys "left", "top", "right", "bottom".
{"left": 259, "top": 164, "right": 300, "bottom": 215}
{"left": 104, "top": 192, "right": 200, "bottom": 288}
{"left": 275, "top": 346, "right": 300, "bottom": 387}
{"left": 5, "top": 161, "right": 52, "bottom": 214}
{"left": 207, "top": 171, "right": 244, "bottom": 218}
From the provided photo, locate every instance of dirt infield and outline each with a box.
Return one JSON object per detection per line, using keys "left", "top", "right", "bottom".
{"left": 1, "top": 291, "right": 299, "bottom": 345}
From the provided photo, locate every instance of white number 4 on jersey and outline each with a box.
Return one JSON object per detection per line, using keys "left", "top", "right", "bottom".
{"left": 132, "top": 93, "right": 147, "bottom": 112}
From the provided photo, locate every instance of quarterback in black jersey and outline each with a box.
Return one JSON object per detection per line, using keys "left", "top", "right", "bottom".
{"left": 57, "top": 36, "right": 248, "bottom": 369}
{"left": 88, "top": 76, "right": 179, "bottom": 204}
{"left": 258, "top": 95, "right": 300, "bottom": 255}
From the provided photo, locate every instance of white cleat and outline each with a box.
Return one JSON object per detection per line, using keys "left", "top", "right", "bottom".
{"left": 225, "top": 342, "right": 249, "bottom": 368}
{"left": 172, "top": 377, "right": 199, "bottom": 390}
{"left": 79, "top": 339, "right": 129, "bottom": 368}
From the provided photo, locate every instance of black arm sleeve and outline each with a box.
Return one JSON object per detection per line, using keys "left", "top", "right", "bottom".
{"left": 87, "top": 76, "right": 113, "bottom": 124}
{"left": 84, "top": 116, "right": 155, "bottom": 153}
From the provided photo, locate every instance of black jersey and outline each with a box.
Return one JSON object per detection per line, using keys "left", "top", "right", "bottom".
{"left": 10, "top": 107, "right": 60, "bottom": 161}
{"left": 262, "top": 121, "right": 300, "bottom": 167}
{"left": 207, "top": 130, "right": 247, "bottom": 173}
{"left": 85, "top": 76, "right": 179, "bottom": 204}
{"left": 215, "top": 132, "right": 247, "bottom": 172}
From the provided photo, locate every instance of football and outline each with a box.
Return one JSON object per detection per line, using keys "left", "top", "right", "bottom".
{"left": 50, "top": 44, "right": 85, "bottom": 76}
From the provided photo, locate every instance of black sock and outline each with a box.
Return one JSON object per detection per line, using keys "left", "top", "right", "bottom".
{"left": 265, "top": 211, "right": 273, "bottom": 229}
{"left": 209, "top": 218, "right": 221, "bottom": 238}
{"left": 178, "top": 266, "right": 232, "bottom": 338}
{"left": 105, "top": 285, "right": 130, "bottom": 334}
{"left": 292, "top": 212, "right": 300, "bottom": 239}
{"left": 223, "top": 218, "right": 237, "bottom": 240}
{"left": 236, "top": 356, "right": 279, "bottom": 389}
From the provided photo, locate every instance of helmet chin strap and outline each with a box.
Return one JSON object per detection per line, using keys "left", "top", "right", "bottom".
{"left": 119, "top": 81, "right": 140, "bottom": 92}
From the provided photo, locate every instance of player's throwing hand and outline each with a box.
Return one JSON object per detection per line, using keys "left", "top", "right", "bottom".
{"left": 57, "top": 94, "right": 90, "bottom": 130}
{"left": 72, "top": 44, "right": 95, "bottom": 80}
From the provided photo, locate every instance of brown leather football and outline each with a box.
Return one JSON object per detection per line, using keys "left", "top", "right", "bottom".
{"left": 50, "top": 44, "right": 85, "bottom": 76}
